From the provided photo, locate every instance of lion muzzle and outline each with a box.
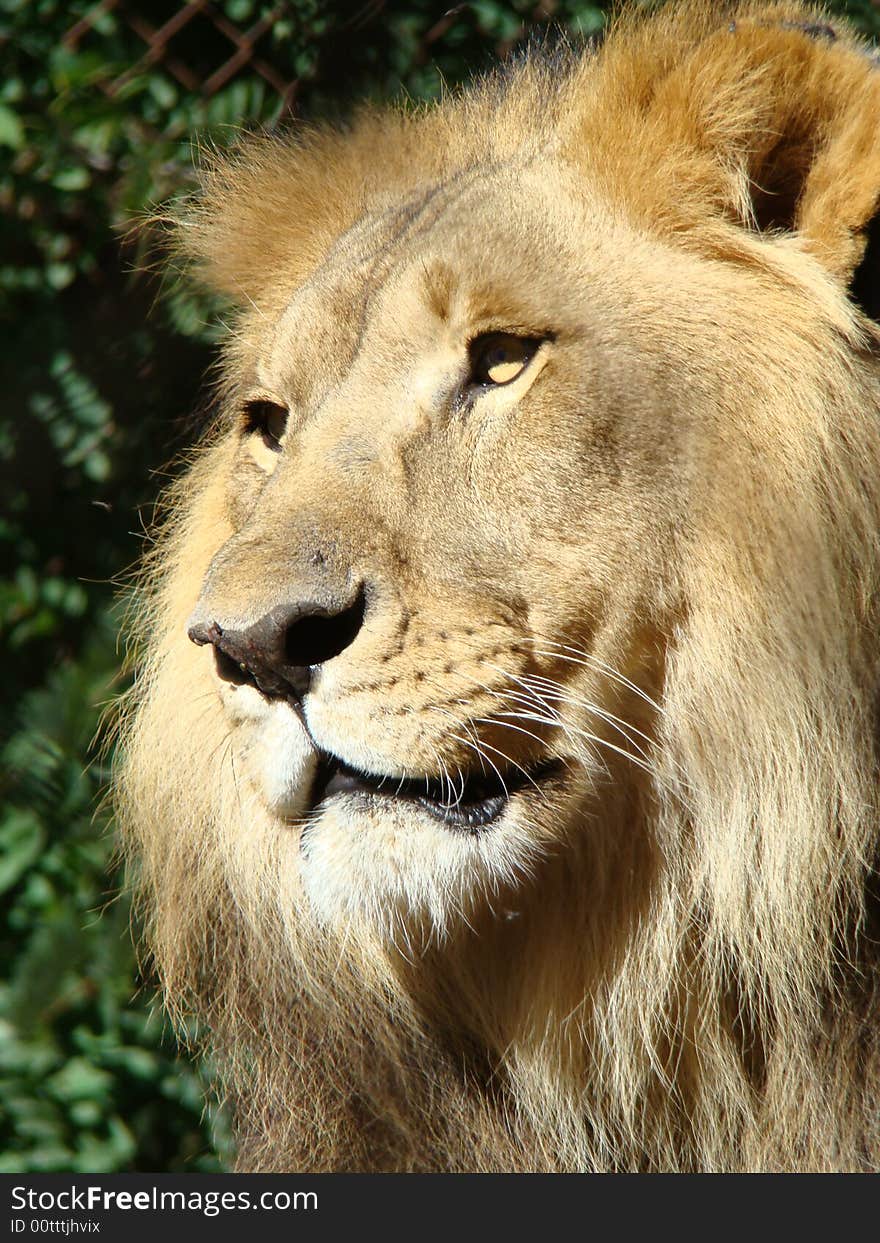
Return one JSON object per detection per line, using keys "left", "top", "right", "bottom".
{"left": 187, "top": 589, "right": 367, "bottom": 704}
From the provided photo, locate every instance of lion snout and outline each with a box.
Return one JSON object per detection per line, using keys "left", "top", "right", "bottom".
{"left": 186, "top": 588, "right": 367, "bottom": 703}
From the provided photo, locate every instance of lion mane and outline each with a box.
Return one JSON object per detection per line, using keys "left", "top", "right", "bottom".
{"left": 116, "top": 2, "right": 880, "bottom": 1171}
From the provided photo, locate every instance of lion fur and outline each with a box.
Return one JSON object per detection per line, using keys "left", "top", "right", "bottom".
{"left": 115, "top": 2, "right": 880, "bottom": 1171}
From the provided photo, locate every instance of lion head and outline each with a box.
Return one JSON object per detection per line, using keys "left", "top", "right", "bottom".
{"left": 116, "top": 1, "right": 880, "bottom": 1171}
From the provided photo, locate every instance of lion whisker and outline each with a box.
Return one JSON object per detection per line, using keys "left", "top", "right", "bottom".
{"left": 529, "top": 642, "right": 665, "bottom": 714}
{"left": 481, "top": 660, "right": 665, "bottom": 783}
{"left": 495, "top": 707, "right": 656, "bottom": 779}
{"left": 522, "top": 674, "right": 657, "bottom": 750}
{"left": 428, "top": 705, "right": 513, "bottom": 805}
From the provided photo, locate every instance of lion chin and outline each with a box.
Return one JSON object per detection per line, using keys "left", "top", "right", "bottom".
{"left": 216, "top": 676, "right": 563, "bottom": 937}
{"left": 116, "top": 1, "right": 880, "bottom": 1173}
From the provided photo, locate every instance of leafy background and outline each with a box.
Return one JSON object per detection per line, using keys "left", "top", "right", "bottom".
{"left": 2, "top": 0, "right": 878, "bottom": 1174}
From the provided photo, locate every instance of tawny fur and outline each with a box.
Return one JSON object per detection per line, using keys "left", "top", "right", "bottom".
{"left": 115, "top": 1, "right": 880, "bottom": 1171}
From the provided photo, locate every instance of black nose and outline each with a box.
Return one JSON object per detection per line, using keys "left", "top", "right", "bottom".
{"left": 188, "top": 590, "right": 366, "bottom": 701}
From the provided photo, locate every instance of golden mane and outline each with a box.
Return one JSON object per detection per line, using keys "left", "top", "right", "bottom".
{"left": 116, "top": 1, "right": 880, "bottom": 1171}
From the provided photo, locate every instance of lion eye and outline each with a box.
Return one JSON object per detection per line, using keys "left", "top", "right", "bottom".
{"left": 468, "top": 333, "right": 542, "bottom": 387}
{"left": 242, "top": 398, "right": 289, "bottom": 452}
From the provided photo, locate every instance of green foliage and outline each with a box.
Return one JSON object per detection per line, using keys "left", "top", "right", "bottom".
{"left": 0, "top": 617, "right": 232, "bottom": 1171}
{"left": 2, "top": 0, "right": 877, "bottom": 1174}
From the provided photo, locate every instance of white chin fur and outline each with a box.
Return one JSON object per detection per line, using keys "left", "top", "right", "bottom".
{"left": 220, "top": 683, "right": 553, "bottom": 938}
{"left": 222, "top": 685, "right": 316, "bottom": 819}
{"left": 297, "top": 796, "right": 544, "bottom": 941}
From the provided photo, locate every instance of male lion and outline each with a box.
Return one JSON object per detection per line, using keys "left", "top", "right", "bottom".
{"left": 117, "top": 1, "right": 880, "bottom": 1171}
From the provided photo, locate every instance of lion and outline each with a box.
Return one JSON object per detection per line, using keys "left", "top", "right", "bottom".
{"left": 115, "top": 1, "right": 880, "bottom": 1172}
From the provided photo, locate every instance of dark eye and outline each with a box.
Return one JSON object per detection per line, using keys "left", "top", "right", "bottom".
{"left": 468, "top": 333, "right": 543, "bottom": 387}
{"left": 242, "top": 397, "right": 289, "bottom": 452}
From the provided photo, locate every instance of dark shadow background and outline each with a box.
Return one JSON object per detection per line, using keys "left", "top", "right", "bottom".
{"left": 2, "top": 0, "right": 878, "bottom": 1173}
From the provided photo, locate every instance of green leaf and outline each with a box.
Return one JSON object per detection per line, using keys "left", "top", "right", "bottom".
{"left": 45, "top": 262, "right": 76, "bottom": 290}
{"left": 52, "top": 166, "right": 90, "bottom": 192}
{"left": 0, "top": 810, "right": 45, "bottom": 894}
{"left": 0, "top": 102, "right": 24, "bottom": 148}
{"left": 73, "top": 1118, "right": 136, "bottom": 1173}
{"left": 46, "top": 1057, "right": 113, "bottom": 1104}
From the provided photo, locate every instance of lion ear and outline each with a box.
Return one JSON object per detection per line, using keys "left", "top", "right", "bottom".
{"left": 592, "top": 11, "right": 880, "bottom": 318}
{"left": 171, "top": 130, "right": 358, "bottom": 310}
{"left": 168, "top": 122, "right": 383, "bottom": 312}
{"left": 702, "top": 17, "right": 880, "bottom": 314}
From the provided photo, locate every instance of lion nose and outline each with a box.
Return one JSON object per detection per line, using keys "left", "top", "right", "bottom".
{"left": 188, "top": 590, "right": 366, "bottom": 701}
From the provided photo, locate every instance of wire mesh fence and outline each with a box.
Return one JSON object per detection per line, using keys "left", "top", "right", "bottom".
{"left": 57, "top": 1, "right": 570, "bottom": 132}
{"left": 63, "top": 0, "right": 300, "bottom": 115}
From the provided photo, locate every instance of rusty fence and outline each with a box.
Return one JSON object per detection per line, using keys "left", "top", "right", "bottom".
{"left": 62, "top": 1, "right": 305, "bottom": 115}
{"left": 59, "top": 1, "right": 489, "bottom": 124}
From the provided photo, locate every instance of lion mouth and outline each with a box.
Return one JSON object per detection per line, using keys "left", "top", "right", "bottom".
{"left": 308, "top": 752, "right": 561, "bottom": 831}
